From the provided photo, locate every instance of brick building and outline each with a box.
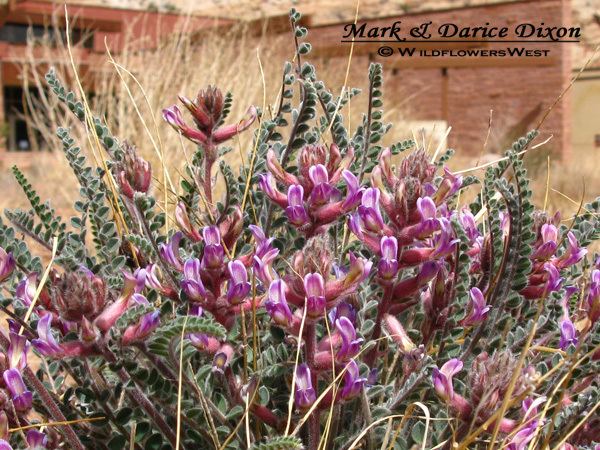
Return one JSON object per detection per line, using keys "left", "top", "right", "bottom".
{"left": 305, "top": 0, "right": 574, "bottom": 157}
{"left": 0, "top": 0, "right": 587, "bottom": 158}
{"left": 0, "top": 0, "right": 229, "bottom": 152}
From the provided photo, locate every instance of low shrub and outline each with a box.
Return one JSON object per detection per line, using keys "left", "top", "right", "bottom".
{"left": 0, "top": 10, "right": 597, "bottom": 450}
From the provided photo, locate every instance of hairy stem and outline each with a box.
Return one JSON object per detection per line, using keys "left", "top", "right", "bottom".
{"left": 23, "top": 367, "right": 86, "bottom": 449}
{"left": 0, "top": 332, "right": 84, "bottom": 449}
{"left": 101, "top": 346, "right": 179, "bottom": 447}
{"left": 364, "top": 286, "right": 392, "bottom": 367}
{"left": 304, "top": 323, "right": 320, "bottom": 450}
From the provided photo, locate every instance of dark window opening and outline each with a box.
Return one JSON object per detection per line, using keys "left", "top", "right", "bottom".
{"left": 0, "top": 23, "right": 94, "bottom": 48}
{"left": 4, "top": 86, "right": 43, "bottom": 152}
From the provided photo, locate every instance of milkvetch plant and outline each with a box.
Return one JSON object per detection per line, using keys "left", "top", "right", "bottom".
{"left": 0, "top": 9, "right": 597, "bottom": 450}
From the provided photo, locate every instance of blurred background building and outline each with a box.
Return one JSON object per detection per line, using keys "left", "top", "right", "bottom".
{"left": 0, "top": 0, "right": 597, "bottom": 160}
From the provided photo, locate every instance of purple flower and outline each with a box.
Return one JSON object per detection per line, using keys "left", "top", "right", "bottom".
{"left": 434, "top": 168, "right": 463, "bottom": 202}
{"left": 308, "top": 164, "right": 339, "bottom": 206}
{"left": 357, "top": 188, "right": 384, "bottom": 233}
{"left": 190, "top": 305, "right": 203, "bottom": 318}
{"left": 122, "top": 270, "right": 146, "bottom": 296}
{"left": 544, "top": 263, "right": 563, "bottom": 294}
{"left": 0, "top": 247, "right": 15, "bottom": 283}
{"left": 303, "top": 273, "right": 326, "bottom": 318}
{"left": 335, "top": 317, "right": 363, "bottom": 361}
{"left": 459, "top": 209, "right": 480, "bottom": 242}
{"left": 3, "top": 368, "right": 32, "bottom": 411}
{"left": 587, "top": 269, "right": 600, "bottom": 322}
{"left": 378, "top": 236, "right": 399, "bottom": 280}
{"left": 26, "top": 429, "right": 47, "bottom": 449}
{"left": 249, "top": 225, "right": 274, "bottom": 258}
{"left": 259, "top": 173, "right": 287, "bottom": 208}
{"left": 460, "top": 287, "right": 490, "bottom": 326}
{"left": 556, "top": 232, "right": 587, "bottom": 269}
{"left": 159, "top": 232, "right": 184, "bottom": 271}
{"left": 294, "top": 364, "right": 316, "bottom": 410}
{"left": 189, "top": 333, "right": 210, "bottom": 350}
{"left": 250, "top": 226, "right": 279, "bottom": 286}
{"left": 137, "top": 265, "right": 165, "bottom": 293}
{"left": 32, "top": 315, "right": 61, "bottom": 357}
{"left": 212, "top": 344, "right": 234, "bottom": 374}
{"left": 341, "top": 170, "right": 363, "bottom": 210}
{"left": 367, "top": 368, "right": 379, "bottom": 386}
{"left": 253, "top": 251, "right": 278, "bottom": 287}
{"left": 348, "top": 213, "right": 365, "bottom": 240}
{"left": 340, "top": 359, "right": 366, "bottom": 399}
{"left": 226, "top": 260, "right": 251, "bottom": 305}
{"left": 0, "top": 440, "right": 11, "bottom": 450}
{"left": 419, "top": 260, "right": 440, "bottom": 282}
{"left": 163, "top": 105, "right": 208, "bottom": 145}
{"left": 7, "top": 332, "right": 29, "bottom": 371}
{"left": 265, "top": 279, "right": 293, "bottom": 327}
{"left": 285, "top": 185, "right": 310, "bottom": 227}
{"left": 187, "top": 305, "right": 212, "bottom": 350}
{"left": 507, "top": 397, "right": 546, "bottom": 450}
{"left": 431, "top": 219, "right": 460, "bottom": 258}
{"left": 181, "top": 258, "right": 208, "bottom": 301}
{"left": 201, "top": 226, "right": 224, "bottom": 269}
{"left": 122, "top": 311, "right": 160, "bottom": 345}
{"left": 541, "top": 224, "right": 558, "bottom": 243}
{"left": 16, "top": 273, "right": 38, "bottom": 306}
{"left": 417, "top": 197, "right": 437, "bottom": 220}
{"left": 531, "top": 224, "right": 558, "bottom": 260}
{"left": 328, "top": 302, "right": 356, "bottom": 326}
{"left": 559, "top": 318, "right": 577, "bottom": 350}
{"left": 432, "top": 358, "right": 463, "bottom": 401}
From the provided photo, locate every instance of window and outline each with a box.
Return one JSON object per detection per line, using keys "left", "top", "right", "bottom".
{"left": 3, "top": 86, "right": 43, "bottom": 152}
{"left": 0, "top": 23, "right": 94, "bottom": 48}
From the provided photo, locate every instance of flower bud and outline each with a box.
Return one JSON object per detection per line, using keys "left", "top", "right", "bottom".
{"left": 52, "top": 272, "right": 107, "bottom": 322}
{"left": 383, "top": 314, "right": 415, "bottom": 354}
{"left": 80, "top": 317, "right": 99, "bottom": 344}
{"left": 116, "top": 143, "right": 151, "bottom": 198}
{"left": 175, "top": 202, "right": 202, "bottom": 242}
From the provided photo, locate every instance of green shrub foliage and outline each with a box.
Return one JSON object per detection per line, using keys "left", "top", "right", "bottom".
{"left": 0, "top": 9, "right": 597, "bottom": 450}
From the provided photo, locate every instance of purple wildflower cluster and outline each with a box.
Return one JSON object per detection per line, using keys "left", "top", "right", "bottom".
{"left": 0, "top": 71, "right": 597, "bottom": 449}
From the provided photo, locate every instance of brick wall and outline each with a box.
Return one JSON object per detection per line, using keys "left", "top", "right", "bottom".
{"left": 310, "top": 0, "right": 573, "bottom": 157}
